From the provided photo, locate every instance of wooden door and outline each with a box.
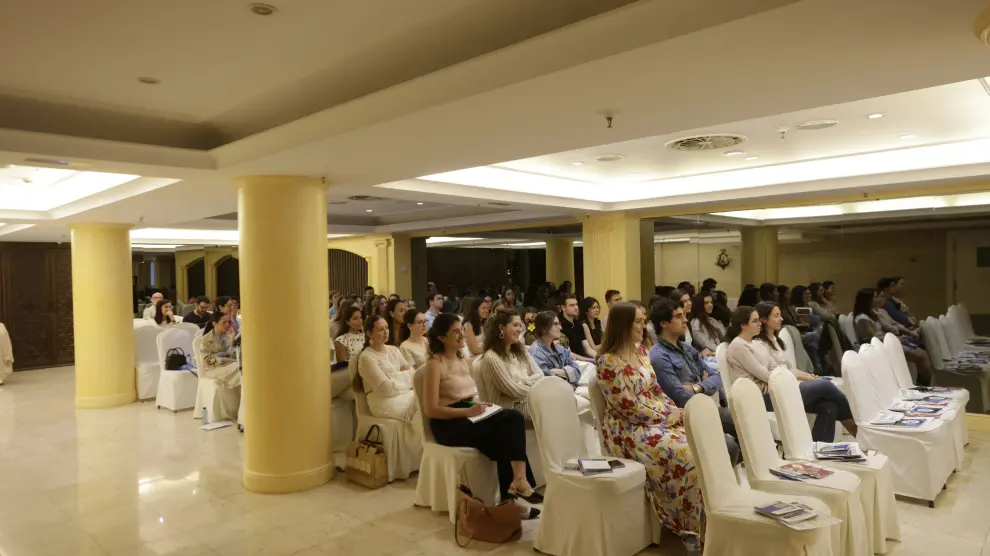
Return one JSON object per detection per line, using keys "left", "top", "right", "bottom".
{"left": 949, "top": 230, "right": 990, "bottom": 334}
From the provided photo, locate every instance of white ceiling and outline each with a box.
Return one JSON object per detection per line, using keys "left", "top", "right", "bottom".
{"left": 3, "top": 0, "right": 990, "bottom": 244}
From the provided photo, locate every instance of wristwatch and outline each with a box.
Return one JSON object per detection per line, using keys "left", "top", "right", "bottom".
{"left": 693, "top": 384, "right": 703, "bottom": 394}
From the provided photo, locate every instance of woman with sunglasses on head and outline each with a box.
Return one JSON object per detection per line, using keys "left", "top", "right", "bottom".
{"left": 423, "top": 313, "right": 542, "bottom": 516}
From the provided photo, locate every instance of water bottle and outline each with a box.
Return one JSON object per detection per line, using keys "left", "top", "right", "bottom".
{"left": 201, "top": 407, "right": 208, "bottom": 426}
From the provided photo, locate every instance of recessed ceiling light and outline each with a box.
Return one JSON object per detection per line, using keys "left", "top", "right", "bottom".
{"left": 593, "top": 154, "right": 624, "bottom": 162}
{"left": 796, "top": 119, "right": 839, "bottom": 131}
{"left": 416, "top": 202, "right": 424, "bottom": 205}
{"left": 327, "top": 201, "right": 347, "bottom": 205}
{"left": 137, "top": 77, "right": 161, "bottom": 85}
{"left": 249, "top": 3, "right": 277, "bottom": 15}
{"left": 365, "top": 209, "right": 373, "bottom": 213}
{"left": 723, "top": 150, "right": 747, "bottom": 157}
{"left": 571, "top": 162, "right": 584, "bottom": 166}
{"left": 867, "top": 113, "right": 885, "bottom": 119}
{"left": 745, "top": 156, "right": 759, "bottom": 161}
{"left": 899, "top": 134, "right": 917, "bottom": 140}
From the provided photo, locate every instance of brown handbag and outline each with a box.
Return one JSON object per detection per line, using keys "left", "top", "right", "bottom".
{"left": 454, "top": 484, "right": 522, "bottom": 546}
{"left": 345, "top": 425, "right": 389, "bottom": 489}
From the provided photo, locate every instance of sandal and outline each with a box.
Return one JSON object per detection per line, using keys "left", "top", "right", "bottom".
{"left": 507, "top": 486, "right": 544, "bottom": 504}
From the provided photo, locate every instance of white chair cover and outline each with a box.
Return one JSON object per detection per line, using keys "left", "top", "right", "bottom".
{"left": 684, "top": 395, "right": 834, "bottom": 556}
{"left": 134, "top": 326, "right": 164, "bottom": 400}
{"left": 949, "top": 304, "right": 988, "bottom": 340}
{"left": 729, "top": 377, "right": 869, "bottom": 556}
{"left": 155, "top": 328, "right": 198, "bottom": 411}
{"left": 191, "top": 336, "right": 240, "bottom": 423}
{"left": 348, "top": 357, "right": 421, "bottom": 482}
{"left": 880, "top": 335, "right": 968, "bottom": 453}
{"left": 783, "top": 325, "right": 815, "bottom": 375}
{"left": 839, "top": 314, "right": 858, "bottom": 348}
{"left": 133, "top": 318, "right": 156, "bottom": 328}
{"left": 176, "top": 322, "right": 200, "bottom": 337}
{"left": 778, "top": 327, "right": 799, "bottom": 371}
{"left": 530, "top": 378, "right": 652, "bottom": 556}
{"left": 0, "top": 323, "right": 14, "bottom": 384}
{"left": 841, "top": 350, "right": 955, "bottom": 505}
{"left": 769, "top": 369, "right": 900, "bottom": 554}
{"left": 411, "top": 366, "right": 499, "bottom": 523}
{"left": 925, "top": 317, "right": 987, "bottom": 412}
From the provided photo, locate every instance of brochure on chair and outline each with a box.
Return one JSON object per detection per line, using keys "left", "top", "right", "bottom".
{"left": 754, "top": 502, "right": 841, "bottom": 531}
{"left": 870, "top": 413, "right": 903, "bottom": 425}
{"left": 811, "top": 442, "right": 866, "bottom": 462}
{"left": 778, "top": 462, "right": 834, "bottom": 480}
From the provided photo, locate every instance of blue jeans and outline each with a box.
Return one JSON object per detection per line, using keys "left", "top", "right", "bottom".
{"left": 764, "top": 379, "right": 853, "bottom": 442}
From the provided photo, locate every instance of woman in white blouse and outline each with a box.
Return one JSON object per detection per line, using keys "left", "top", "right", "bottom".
{"left": 333, "top": 306, "right": 366, "bottom": 363}
{"left": 725, "top": 303, "right": 856, "bottom": 442}
{"left": 399, "top": 310, "right": 430, "bottom": 368}
{"left": 476, "top": 308, "right": 544, "bottom": 421}
{"left": 356, "top": 315, "right": 417, "bottom": 422}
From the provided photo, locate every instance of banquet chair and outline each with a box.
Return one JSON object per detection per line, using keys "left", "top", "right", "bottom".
{"left": 921, "top": 318, "right": 988, "bottom": 413}
{"left": 729, "top": 377, "right": 869, "bottom": 556}
{"left": 940, "top": 314, "right": 990, "bottom": 357}
{"left": 841, "top": 350, "right": 955, "bottom": 507}
{"left": 878, "top": 335, "right": 968, "bottom": 451}
{"left": 155, "top": 328, "right": 198, "bottom": 412}
{"left": 949, "top": 304, "right": 988, "bottom": 341}
{"left": 348, "top": 357, "right": 421, "bottom": 482}
{"left": 530, "top": 378, "right": 652, "bottom": 556}
{"left": 768, "top": 369, "right": 900, "bottom": 554}
{"left": 838, "top": 314, "right": 858, "bottom": 349}
{"left": 684, "top": 394, "right": 835, "bottom": 556}
{"left": 134, "top": 326, "right": 164, "bottom": 400}
{"left": 782, "top": 324, "right": 815, "bottom": 376}
{"left": 191, "top": 336, "right": 241, "bottom": 423}
{"left": 176, "top": 322, "right": 201, "bottom": 337}
{"left": 411, "top": 366, "right": 499, "bottom": 523}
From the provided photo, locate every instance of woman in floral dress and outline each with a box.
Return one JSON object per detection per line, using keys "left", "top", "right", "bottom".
{"left": 596, "top": 302, "right": 704, "bottom": 554}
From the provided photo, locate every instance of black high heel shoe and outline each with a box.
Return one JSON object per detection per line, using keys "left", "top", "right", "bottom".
{"left": 507, "top": 487, "right": 544, "bottom": 504}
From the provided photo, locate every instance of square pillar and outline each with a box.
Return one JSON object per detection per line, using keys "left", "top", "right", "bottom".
{"left": 581, "top": 214, "right": 653, "bottom": 308}
{"left": 545, "top": 238, "right": 575, "bottom": 288}
{"left": 740, "top": 226, "right": 779, "bottom": 286}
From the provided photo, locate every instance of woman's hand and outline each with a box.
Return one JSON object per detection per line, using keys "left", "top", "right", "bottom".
{"left": 701, "top": 348, "right": 714, "bottom": 357}
{"left": 551, "top": 368, "right": 568, "bottom": 379}
{"left": 465, "top": 402, "right": 490, "bottom": 417}
{"left": 667, "top": 408, "right": 683, "bottom": 426}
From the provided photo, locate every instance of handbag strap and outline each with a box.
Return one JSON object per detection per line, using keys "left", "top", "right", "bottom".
{"left": 364, "top": 424, "right": 383, "bottom": 444}
{"left": 453, "top": 497, "right": 473, "bottom": 548}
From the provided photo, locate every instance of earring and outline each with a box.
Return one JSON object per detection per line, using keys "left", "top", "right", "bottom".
{"left": 499, "top": 331, "right": 504, "bottom": 339}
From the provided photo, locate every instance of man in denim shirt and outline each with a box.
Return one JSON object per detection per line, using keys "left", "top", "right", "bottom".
{"left": 649, "top": 299, "right": 739, "bottom": 462}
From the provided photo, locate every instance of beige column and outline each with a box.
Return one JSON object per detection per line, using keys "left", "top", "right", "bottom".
{"left": 545, "top": 238, "right": 575, "bottom": 287}
{"left": 71, "top": 223, "right": 136, "bottom": 409}
{"left": 740, "top": 226, "right": 779, "bottom": 286}
{"left": 368, "top": 234, "right": 413, "bottom": 298}
{"left": 582, "top": 214, "right": 650, "bottom": 312}
{"left": 236, "top": 175, "right": 332, "bottom": 494}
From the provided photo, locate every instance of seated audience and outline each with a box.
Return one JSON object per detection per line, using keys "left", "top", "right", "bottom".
{"left": 328, "top": 290, "right": 341, "bottom": 319}
{"left": 333, "top": 306, "right": 365, "bottom": 363}
{"left": 399, "top": 310, "right": 430, "bottom": 368}
{"left": 602, "top": 289, "right": 623, "bottom": 330}
{"left": 424, "top": 313, "right": 541, "bottom": 512}
{"left": 329, "top": 297, "right": 360, "bottom": 340}
{"left": 878, "top": 276, "right": 918, "bottom": 329}
{"left": 154, "top": 299, "right": 177, "bottom": 328}
{"left": 676, "top": 280, "right": 697, "bottom": 297}
{"left": 476, "top": 308, "right": 545, "bottom": 421}
{"left": 689, "top": 292, "right": 725, "bottom": 355}
{"left": 215, "top": 296, "right": 239, "bottom": 336}
{"left": 854, "top": 288, "right": 934, "bottom": 385}
{"left": 364, "top": 285, "right": 375, "bottom": 297}
{"left": 424, "top": 292, "right": 444, "bottom": 330}
{"left": 200, "top": 312, "right": 242, "bottom": 391}
{"left": 369, "top": 294, "right": 387, "bottom": 318}
{"left": 143, "top": 292, "right": 164, "bottom": 319}
{"left": 559, "top": 294, "right": 595, "bottom": 362}
{"left": 649, "top": 299, "right": 738, "bottom": 460}
{"left": 521, "top": 306, "right": 538, "bottom": 345}
{"left": 596, "top": 302, "right": 704, "bottom": 554}
{"left": 726, "top": 304, "right": 856, "bottom": 442}
{"left": 355, "top": 315, "right": 417, "bottom": 422}
{"left": 788, "top": 285, "right": 824, "bottom": 373}
{"left": 496, "top": 287, "right": 522, "bottom": 314}
{"left": 385, "top": 298, "right": 408, "bottom": 347}
{"left": 710, "top": 290, "right": 732, "bottom": 327}
{"left": 182, "top": 296, "right": 211, "bottom": 328}
{"left": 668, "top": 289, "right": 695, "bottom": 346}
{"left": 579, "top": 296, "right": 604, "bottom": 357}
{"left": 528, "top": 311, "right": 582, "bottom": 385}
{"left": 737, "top": 285, "right": 760, "bottom": 308}
{"left": 458, "top": 296, "right": 490, "bottom": 356}
{"left": 758, "top": 282, "right": 777, "bottom": 302}
{"left": 808, "top": 282, "right": 839, "bottom": 324}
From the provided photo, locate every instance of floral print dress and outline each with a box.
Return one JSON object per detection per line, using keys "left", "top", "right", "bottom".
{"left": 597, "top": 345, "right": 705, "bottom": 541}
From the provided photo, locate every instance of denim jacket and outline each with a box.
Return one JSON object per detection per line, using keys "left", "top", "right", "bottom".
{"left": 649, "top": 338, "right": 724, "bottom": 408}
{"left": 528, "top": 340, "right": 580, "bottom": 385}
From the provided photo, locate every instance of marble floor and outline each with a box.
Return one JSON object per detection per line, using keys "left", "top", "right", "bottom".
{"left": 1, "top": 367, "right": 990, "bottom": 556}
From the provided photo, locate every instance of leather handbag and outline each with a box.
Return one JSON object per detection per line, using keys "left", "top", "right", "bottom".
{"left": 165, "top": 348, "right": 187, "bottom": 371}
{"left": 454, "top": 484, "right": 522, "bottom": 546}
{"left": 345, "top": 425, "right": 389, "bottom": 489}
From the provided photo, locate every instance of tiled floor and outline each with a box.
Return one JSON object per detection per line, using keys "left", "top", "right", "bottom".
{"left": 1, "top": 367, "right": 990, "bottom": 556}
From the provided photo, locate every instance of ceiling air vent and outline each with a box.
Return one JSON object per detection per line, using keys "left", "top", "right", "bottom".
{"left": 665, "top": 134, "right": 746, "bottom": 152}
{"left": 346, "top": 195, "right": 386, "bottom": 201}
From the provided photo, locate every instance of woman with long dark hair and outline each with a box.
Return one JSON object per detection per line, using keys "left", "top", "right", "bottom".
{"left": 689, "top": 292, "right": 724, "bottom": 355}
{"left": 384, "top": 298, "right": 408, "bottom": 347}
{"left": 355, "top": 315, "right": 417, "bottom": 422}
{"left": 579, "top": 296, "right": 604, "bottom": 357}
{"left": 595, "top": 302, "right": 704, "bottom": 554}
{"left": 398, "top": 309, "right": 429, "bottom": 368}
{"left": 154, "top": 299, "right": 176, "bottom": 327}
{"left": 423, "top": 313, "right": 542, "bottom": 514}
{"left": 751, "top": 302, "right": 857, "bottom": 441}
{"left": 458, "top": 296, "right": 490, "bottom": 356}
{"left": 475, "top": 308, "right": 544, "bottom": 421}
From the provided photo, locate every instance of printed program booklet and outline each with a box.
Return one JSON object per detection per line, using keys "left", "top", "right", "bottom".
{"left": 754, "top": 502, "right": 841, "bottom": 531}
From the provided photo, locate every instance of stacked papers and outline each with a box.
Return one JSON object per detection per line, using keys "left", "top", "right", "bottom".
{"left": 811, "top": 442, "right": 867, "bottom": 463}
{"left": 754, "top": 501, "right": 842, "bottom": 531}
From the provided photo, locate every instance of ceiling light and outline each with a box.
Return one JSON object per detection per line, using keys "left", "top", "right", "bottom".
{"left": 571, "top": 162, "right": 584, "bottom": 166}
{"left": 416, "top": 202, "right": 424, "bottom": 205}
{"left": 365, "top": 209, "right": 373, "bottom": 213}
{"left": 249, "top": 3, "right": 277, "bottom": 15}
{"left": 593, "top": 154, "right": 624, "bottom": 162}
{"left": 899, "top": 134, "right": 917, "bottom": 140}
{"left": 326, "top": 234, "right": 352, "bottom": 239}
{"left": 796, "top": 119, "right": 839, "bottom": 131}
{"left": 745, "top": 156, "right": 759, "bottom": 161}
{"left": 137, "top": 77, "right": 161, "bottom": 85}
{"left": 503, "top": 242, "right": 547, "bottom": 248}
{"left": 867, "top": 113, "right": 884, "bottom": 119}
{"left": 0, "top": 166, "right": 141, "bottom": 211}
{"left": 132, "top": 244, "right": 182, "bottom": 249}
{"left": 723, "top": 150, "right": 747, "bottom": 157}
{"left": 426, "top": 237, "right": 484, "bottom": 245}
{"left": 130, "top": 228, "right": 239, "bottom": 245}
